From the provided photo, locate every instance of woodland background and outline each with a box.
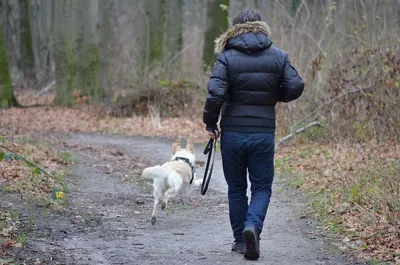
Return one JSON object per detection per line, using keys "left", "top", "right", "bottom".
{"left": 0, "top": 0, "right": 398, "bottom": 141}
{"left": 0, "top": 0, "right": 399, "bottom": 264}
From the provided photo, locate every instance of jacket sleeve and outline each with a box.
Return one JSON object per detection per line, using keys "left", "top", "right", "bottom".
{"left": 279, "top": 54, "right": 304, "bottom": 102}
{"left": 203, "top": 53, "right": 229, "bottom": 131}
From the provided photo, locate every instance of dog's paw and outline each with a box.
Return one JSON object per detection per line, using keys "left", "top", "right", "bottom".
{"left": 151, "top": 216, "right": 157, "bottom": 225}
{"left": 193, "top": 179, "right": 203, "bottom": 186}
{"left": 161, "top": 201, "right": 166, "bottom": 211}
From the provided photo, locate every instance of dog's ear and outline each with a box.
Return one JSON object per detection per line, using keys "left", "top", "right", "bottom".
{"left": 172, "top": 140, "right": 181, "bottom": 154}
{"left": 186, "top": 139, "right": 194, "bottom": 153}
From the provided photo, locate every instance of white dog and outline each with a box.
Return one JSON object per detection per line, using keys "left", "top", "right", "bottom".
{"left": 141, "top": 139, "right": 202, "bottom": 225}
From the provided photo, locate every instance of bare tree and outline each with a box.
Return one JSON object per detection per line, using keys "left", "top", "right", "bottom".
{"left": 18, "top": 0, "right": 37, "bottom": 88}
{"left": 182, "top": 0, "right": 207, "bottom": 76}
{"left": 74, "top": 0, "right": 102, "bottom": 100}
{"left": 146, "top": 0, "right": 164, "bottom": 64}
{"left": 164, "top": 0, "right": 183, "bottom": 64}
{"left": 29, "top": 0, "right": 54, "bottom": 88}
{"left": 203, "top": 0, "right": 229, "bottom": 68}
{"left": 97, "top": 0, "right": 110, "bottom": 97}
{"left": 0, "top": 1, "right": 19, "bottom": 108}
{"left": 53, "top": 0, "right": 74, "bottom": 106}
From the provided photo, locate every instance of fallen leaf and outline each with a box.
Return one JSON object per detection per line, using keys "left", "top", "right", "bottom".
{"left": 0, "top": 229, "right": 9, "bottom": 237}
{"left": 14, "top": 242, "right": 23, "bottom": 248}
{"left": 55, "top": 191, "right": 65, "bottom": 199}
{"left": 2, "top": 239, "right": 16, "bottom": 248}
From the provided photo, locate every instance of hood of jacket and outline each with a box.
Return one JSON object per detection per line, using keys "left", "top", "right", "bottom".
{"left": 214, "top": 21, "right": 272, "bottom": 55}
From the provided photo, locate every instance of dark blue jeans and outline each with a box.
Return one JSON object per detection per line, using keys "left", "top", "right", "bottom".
{"left": 221, "top": 131, "right": 275, "bottom": 242}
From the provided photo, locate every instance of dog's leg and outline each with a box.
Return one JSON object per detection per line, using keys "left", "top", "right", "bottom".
{"left": 162, "top": 171, "right": 183, "bottom": 210}
{"left": 162, "top": 187, "right": 179, "bottom": 211}
{"left": 151, "top": 186, "right": 163, "bottom": 225}
{"left": 193, "top": 178, "right": 203, "bottom": 186}
{"left": 151, "top": 197, "right": 160, "bottom": 225}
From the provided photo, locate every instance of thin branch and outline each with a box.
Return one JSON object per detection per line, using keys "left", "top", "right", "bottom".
{"left": 353, "top": 202, "right": 389, "bottom": 225}
{"left": 37, "top": 80, "right": 56, "bottom": 97}
{"left": 276, "top": 121, "right": 321, "bottom": 148}
{"left": 137, "top": 2, "right": 150, "bottom": 81}
{"left": 291, "top": 29, "right": 327, "bottom": 56}
{"left": 290, "top": 83, "right": 375, "bottom": 133}
{"left": 0, "top": 145, "right": 58, "bottom": 180}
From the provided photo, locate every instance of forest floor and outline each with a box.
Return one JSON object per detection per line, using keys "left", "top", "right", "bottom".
{"left": 0, "top": 92, "right": 398, "bottom": 264}
{"left": 0, "top": 131, "right": 366, "bottom": 265}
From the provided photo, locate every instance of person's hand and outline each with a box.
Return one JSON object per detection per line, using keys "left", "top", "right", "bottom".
{"left": 207, "top": 129, "right": 220, "bottom": 140}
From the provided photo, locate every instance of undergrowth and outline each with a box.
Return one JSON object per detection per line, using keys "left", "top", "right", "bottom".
{"left": 276, "top": 141, "right": 400, "bottom": 264}
{"left": 0, "top": 136, "right": 70, "bottom": 209}
{"left": 275, "top": 136, "right": 400, "bottom": 264}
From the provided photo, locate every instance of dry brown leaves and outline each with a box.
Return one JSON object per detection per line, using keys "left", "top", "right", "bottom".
{"left": 0, "top": 89, "right": 209, "bottom": 142}
{"left": 0, "top": 106, "right": 208, "bottom": 143}
{"left": 0, "top": 213, "right": 23, "bottom": 255}
{"left": 0, "top": 139, "right": 64, "bottom": 203}
{"left": 276, "top": 143, "right": 400, "bottom": 263}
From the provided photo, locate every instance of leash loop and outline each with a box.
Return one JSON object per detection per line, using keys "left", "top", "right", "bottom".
{"left": 201, "top": 137, "right": 217, "bottom": 195}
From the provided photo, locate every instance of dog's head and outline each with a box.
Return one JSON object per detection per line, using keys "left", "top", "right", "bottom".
{"left": 171, "top": 139, "right": 195, "bottom": 165}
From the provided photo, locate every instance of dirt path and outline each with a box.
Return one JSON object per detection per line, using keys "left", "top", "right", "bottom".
{"left": 1, "top": 133, "right": 365, "bottom": 265}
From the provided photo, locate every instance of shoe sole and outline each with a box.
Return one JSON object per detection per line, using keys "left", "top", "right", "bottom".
{"left": 243, "top": 229, "right": 260, "bottom": 260}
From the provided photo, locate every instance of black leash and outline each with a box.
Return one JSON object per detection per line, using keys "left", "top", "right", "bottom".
{"left": 201, "top": 137, "right": 217, "bottom": 195}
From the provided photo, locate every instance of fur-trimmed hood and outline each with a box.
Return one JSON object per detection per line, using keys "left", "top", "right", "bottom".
{"left": 214, "top": 21, "right": 272, "bottom": 54}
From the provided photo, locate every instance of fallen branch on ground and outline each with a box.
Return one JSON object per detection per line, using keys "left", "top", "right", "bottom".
{"left": 37, "top": 80, "right": 56, "bottom": 97}
{"left": 277, "top": 121, "right": 321, "bottom": 148}
{"left": 0, "top": 145, "right": 58, "bottom": 180}
{"left": 19, "top": 80, "right": 56, "bottom": 99}
{"left": 289, "top": 83, "right": 374, "bottom": 133}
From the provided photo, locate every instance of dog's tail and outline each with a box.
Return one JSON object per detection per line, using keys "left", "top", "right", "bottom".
{"left": 141, "top": 166, "right": 165, "bottom": 180}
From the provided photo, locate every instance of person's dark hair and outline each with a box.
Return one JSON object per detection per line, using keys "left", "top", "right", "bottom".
{"left": 232, "top": 9, "right": 262, "bottom": 25}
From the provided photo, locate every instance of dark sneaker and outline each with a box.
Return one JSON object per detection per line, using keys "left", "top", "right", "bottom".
{"left": 242, "top": 227, "right": 260, "bottom": 260}
{"left": 231, "top": 241, "right": 246, "bottom": 254}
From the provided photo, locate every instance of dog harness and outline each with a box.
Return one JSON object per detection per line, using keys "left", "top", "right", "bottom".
{"left": 173, "top": 157, "right": 196, "bottom": 184}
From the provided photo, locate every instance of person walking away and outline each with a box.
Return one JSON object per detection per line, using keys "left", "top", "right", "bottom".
{"left": 202, "top": 9, "right": 304, "bottom": 260}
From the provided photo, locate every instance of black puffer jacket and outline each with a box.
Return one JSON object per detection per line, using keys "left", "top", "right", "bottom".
{"left": 203, "top": 21, "right": 304, "bottom": 133}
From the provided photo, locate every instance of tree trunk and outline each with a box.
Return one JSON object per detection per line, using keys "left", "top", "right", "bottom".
{"left": 165, "top": 0, "right": 183, "bottom": 64}
{"left": 53, "top": 0, "right": 74, "bottom": 106}
{"left": 74, "top": 0, "right": 101, "bottom": 100}
{"left": 18, "top": 0, "right": 37, "bottom": 88}
{"left": 203, "top": 0, "right": 229, "bottom": 68}
{"left": 0, "top": 21, "right": 19, "bottom": 108}
{"left": 397, "top": 0, "right": 400, "bottom": 26}
{"left": 290, "top": 0, "right": 299, "bottom": 17}
{"left": 97, "top": 0, "right": 110, "bottom": 97}
{"left": 132, "top": 0, "right": 149, "bottom": 83}
{"left": 29, "top": 0, "right": 54, "bottom": 88}
{"left": 2, "top": 0, "right": 21, "bottom": 84}
{"left": 145, "top": 0, "right": 164, "bottom": 64}
{"left": 182, "top": 0, "right": 207, "bottom": 76}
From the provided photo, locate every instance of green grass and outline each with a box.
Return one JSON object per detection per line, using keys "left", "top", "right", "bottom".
{"left": 57, "top": 151, "right": 79, "bottom": 164}
{"left": 9, "top": 210, "right": 18, "bottom": 219}
{"left": 15, "top": 136, "right": 42, "bottom": 146}
{"left": 14, "top": 233, "right": 28, "bottom": 244}
{"left": 0, "top": 258, "right": 20, "bottom": 265}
